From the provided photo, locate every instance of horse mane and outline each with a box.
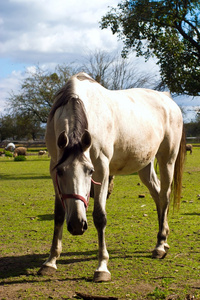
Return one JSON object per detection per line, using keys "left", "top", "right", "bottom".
{"left": 49, "top": 78, "right": 74, "bottom": 120}
{"left": 49, "top": 74, "right": 89, "bottom": 167}
{"left": 49, "top": 72, "right": 95, "bottom": 120}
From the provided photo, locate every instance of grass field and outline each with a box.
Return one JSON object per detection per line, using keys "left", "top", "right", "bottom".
{"left": 0, "top": 149, "right": 200, "bottom": 299}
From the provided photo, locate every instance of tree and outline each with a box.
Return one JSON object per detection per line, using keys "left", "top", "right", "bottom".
{"left": 0, "top": 114, "right": 16, "bottom": 141}
{"left": 14, "top": 113, "right": 45, "bottom": 140}
{"left": 81, "top": 50, "right": 157, "bottom": 90}
{"left": 0, "top": 113, "right": 45, "bottom": 141}
{"left": 185, "top": 120, "right": 200, "bottom": 136}
{"left": 8, "top": 64, "right": 77, "bottom": 124}
{"left": 196, "top": 108, "right": 200, "bottom": 121}
{"left": 101, "top": 0, "right": 200, "bottom": 96}
{"left": 81, "top": 49, "right": 115, "bottom": 88}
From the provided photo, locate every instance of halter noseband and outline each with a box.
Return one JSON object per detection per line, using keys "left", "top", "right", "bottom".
{"left": 56, "top": 173, "right": 101, "bottom": 210}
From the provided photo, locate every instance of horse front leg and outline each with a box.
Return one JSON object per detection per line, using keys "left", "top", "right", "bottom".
{"left": 38, "top": 195, "right": 65, "bottom": 275}
{"left": 93, "top": 203, "right": 110, "bottom": 282}
{"left": 92, "top": 166, "right": 111, "bottom": 282}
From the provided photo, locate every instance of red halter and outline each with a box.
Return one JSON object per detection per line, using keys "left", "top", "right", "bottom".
{"left": 56, "top": 173, "right": 101, "bottom": 210}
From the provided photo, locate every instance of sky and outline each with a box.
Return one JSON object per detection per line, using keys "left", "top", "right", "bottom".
{"left": 0, "top": 0, "right": 199, "bottom": 122}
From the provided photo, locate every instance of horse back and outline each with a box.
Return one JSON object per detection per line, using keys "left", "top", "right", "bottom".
{"left": 76, "top": 82, "right": 182, "bottom": 174}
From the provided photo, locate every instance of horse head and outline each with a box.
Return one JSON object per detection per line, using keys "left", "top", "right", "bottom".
{"left": 56, "top": 130, "right": 93, "bottom": 235}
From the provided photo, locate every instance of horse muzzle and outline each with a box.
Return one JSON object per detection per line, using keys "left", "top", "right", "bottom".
{"left": 67, "top": 219, "right": 88, "bottom": 235}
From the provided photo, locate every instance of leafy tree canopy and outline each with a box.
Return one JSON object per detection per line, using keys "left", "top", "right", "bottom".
{"left": 101, "top": 0, "right": 200, "bottom": 96}
{"left": 0, "top": 112, "right": 44, "bottom": 141}
{"left": 8, "top": 64, "right": 77, "bottom": 124}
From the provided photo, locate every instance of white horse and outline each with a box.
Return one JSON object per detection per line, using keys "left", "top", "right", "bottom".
{"left": 38, "top": 72, "right": 185, "bottom": 282}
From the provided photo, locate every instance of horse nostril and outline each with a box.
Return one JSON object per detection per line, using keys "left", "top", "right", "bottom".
{"left": 67, "top": 222, "right": 73, "bottom": 233}
{"left": 67, "top": 220, "right": 87, "bottom": 235}
{"left": 83, "top": 221, "right": 88, "bottom": 231}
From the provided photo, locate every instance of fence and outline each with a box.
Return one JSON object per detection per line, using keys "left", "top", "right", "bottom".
{"left": 0, "top": 140, "right": 46, "bottom": 149}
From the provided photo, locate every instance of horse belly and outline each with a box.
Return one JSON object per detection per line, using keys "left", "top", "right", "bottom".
{"left": 109, "top": 146, "right": 157, "bottom": 175}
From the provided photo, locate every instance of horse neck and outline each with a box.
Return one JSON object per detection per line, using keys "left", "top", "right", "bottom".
{"left": 55, "top": 97, "right": 88, "bottom": 142}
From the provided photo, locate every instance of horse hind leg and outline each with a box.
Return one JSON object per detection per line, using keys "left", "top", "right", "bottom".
{"left": 138, "top": 160, "right": 170, "bottom": 259}
{"left": 90, "top": 175, "right": 115, "bottom": 199}
{"left": 107, "top": 175, "right": 115, "bottom": 199}
{"left": 152, "top": 156, "right": 178, "bottom": 259}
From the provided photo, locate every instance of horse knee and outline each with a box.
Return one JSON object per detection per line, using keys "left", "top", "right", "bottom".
{"left": 54, "top": 199, "right": 65, "bottom": 225}
{"left": 93, "top": 209, "right": 107, "bottom": 230}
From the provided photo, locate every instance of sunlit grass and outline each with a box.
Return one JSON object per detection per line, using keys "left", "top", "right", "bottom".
{"left": 0, "top": 149, "right": 200, "bottom": 299}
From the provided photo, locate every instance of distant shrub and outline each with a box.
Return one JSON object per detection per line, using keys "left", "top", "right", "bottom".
{"left": 14, "top": 155, "right": 27, "bottom": 162}
{"left": 4, "top": 150, "right": 13, "bottom": 157}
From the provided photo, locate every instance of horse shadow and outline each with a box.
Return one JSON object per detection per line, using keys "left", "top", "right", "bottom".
{"left": 1, "top": 174, "right": 50, "bottom": 181}
{"left": 0, "top": 253, "right": 46, "bottom": 280}
{"left": 182, "top": 212, "right": 200, "bottom": 216}
{"left": 0, "top": 251, "right": 96, "bottom": 281}
{"left": 37, "top": 214, "right": 54, "bottom": 221}
{"left": 0, "top": 249, "right": 150, "bottom": 281}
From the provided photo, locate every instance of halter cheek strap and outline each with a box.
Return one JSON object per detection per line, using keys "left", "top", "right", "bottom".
{"left": 56, "top": 173, "right": 101, "bottom": 210}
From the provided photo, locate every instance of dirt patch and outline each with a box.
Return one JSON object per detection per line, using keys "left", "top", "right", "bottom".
{"left": 0, "top": 280, "right": 75, "bottom": 300}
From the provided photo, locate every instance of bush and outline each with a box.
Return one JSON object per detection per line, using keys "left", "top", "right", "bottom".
{"left": 4, "top": 150, "right": 13, "bottom": 157}
{"left": 14, "top": 155, "right": 26, "bottom": 161}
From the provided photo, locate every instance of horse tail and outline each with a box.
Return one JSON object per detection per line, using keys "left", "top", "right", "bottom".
{"left": 172, "top": 125, "right": 186, "bottom": 210}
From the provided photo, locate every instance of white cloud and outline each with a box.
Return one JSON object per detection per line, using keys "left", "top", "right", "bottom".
{"left": 0, "top": 0, "right": 122, "bottom": 80}
{"left": 0, "top": 0, "right": 199, "bottom": 122}
{"left": 0, "top": 70, "right": 23, "bottom": 113}
{"left": 0, "top": 0, "right": 121, "bottom": 113}
{"left": 0, "top": 0, "right": 118, "bottom": 57}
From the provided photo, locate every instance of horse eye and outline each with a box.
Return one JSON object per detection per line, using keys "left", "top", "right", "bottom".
{"left": 89, "top": 168, "right": 94, "bottom": 176}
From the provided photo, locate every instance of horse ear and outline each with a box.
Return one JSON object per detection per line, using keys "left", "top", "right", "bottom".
{"left": 81, "top": 130, "right": 91, "bottom": 152}
{"left": 57, "top": 131, "right": 69, "bottom": 149}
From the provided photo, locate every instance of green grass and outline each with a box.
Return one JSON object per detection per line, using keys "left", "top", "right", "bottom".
{"left": 0, "top": 149, "right": 200, "bottom": 299}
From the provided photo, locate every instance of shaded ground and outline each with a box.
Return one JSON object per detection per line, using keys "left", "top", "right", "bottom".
{"left": 0, "top": 250, "right": 200, "bottom": 300}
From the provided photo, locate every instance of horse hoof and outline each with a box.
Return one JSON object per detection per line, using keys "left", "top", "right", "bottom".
{"left": 37, "top": 265, "right": 56, "bottom": 276}
{"left": 164, "top": 243, "right": 170, "bottom": 251}
{"left": 152, "top": 249, "right": 167, "bottom": 259}
{"left": 93, "top": 271, "right": 111, "bottom": 282}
